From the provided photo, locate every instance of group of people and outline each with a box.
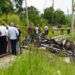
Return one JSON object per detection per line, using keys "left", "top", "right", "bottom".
{"left": 0, "top": 22, "right": 49, "bottom": 55}
{"left": 27, "top": 24, "right": 49, "bottom": 44}
{"left": 0, "top": 23, "right": 20, "bottom": 55}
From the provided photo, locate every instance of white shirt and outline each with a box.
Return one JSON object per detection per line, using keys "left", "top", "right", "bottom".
{"left": 44, "top": 26, "right": 48, "bottom": 30}
{"left": 0, "top": 25, "right": 8, "bottom": 36}
{"left": 8, "top": 26, "right": 19, "bottom": 40}
{"left": 35, "top": 27, "right": 39, "bottom": 34}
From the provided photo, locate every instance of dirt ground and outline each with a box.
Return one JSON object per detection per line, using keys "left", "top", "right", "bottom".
{"left": 0, "top": 55, "right": 16, "bottom": 69}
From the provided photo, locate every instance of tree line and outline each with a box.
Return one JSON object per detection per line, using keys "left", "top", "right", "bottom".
{"left": 0, "top": 0, "right": 71, "bottom": 27}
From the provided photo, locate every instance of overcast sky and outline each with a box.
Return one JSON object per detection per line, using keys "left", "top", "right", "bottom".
{"left": 22, "top": 0, "right": 72, "bottom": 14}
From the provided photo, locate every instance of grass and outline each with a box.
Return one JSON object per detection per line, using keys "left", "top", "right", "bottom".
{"left": 0, "top": 46, "right": 75, "bottom": 75}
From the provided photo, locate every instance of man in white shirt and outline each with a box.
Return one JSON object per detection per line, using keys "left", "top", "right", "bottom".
{"left": 44, "top": 26, "right": 49, "bottom": 35}
{"left": 8, "top": 25, "right": 19, "bottom": 55}
{"left": 0, "top": 25, "right": 8, "bottom": 55}
{"left": 35, "top": 26, "right": 39, "bottom": 34}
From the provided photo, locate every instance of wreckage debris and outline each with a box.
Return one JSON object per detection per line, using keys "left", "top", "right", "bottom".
{"left": 47, "top": 39, "right": 75, "bottom": 56}
{"left": 21, "top": 34, "right": 75, "bottom": 57}
{"left": 37, "top": 36, "right": 75, "bottom": 56}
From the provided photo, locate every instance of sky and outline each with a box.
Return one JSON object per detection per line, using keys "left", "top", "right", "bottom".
{"left": 22, "top": 0, "right": 72, "bottom": 14}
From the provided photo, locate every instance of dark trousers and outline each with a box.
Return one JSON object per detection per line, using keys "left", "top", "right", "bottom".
{"left": 10, "top": 39, "right": 17, "bottom": 55}
{"left": 0, "top": 36, "right": 7, "bottom": 55}
{"left": 45, "top": 30, "right": 49, "bottom": 35}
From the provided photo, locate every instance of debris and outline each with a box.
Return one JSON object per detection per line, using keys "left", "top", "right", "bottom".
{"left": 21, "top": 34, "right": 75, "bottom": 57}
{"left": 63, "top": 57, "right": 71, "bottom": 64}
{"left": 39, "top": 47, "right": 46, "bottom": 50}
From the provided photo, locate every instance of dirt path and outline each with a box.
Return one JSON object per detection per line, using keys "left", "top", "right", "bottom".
{"left": 0, "top": 55, "right": 16, "bottom": 69}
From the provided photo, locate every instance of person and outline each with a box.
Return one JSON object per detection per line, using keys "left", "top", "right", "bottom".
{"left": 67, "top": 28, "right": 70, "bottom": 34}
{"left": 27, "top": 24, "right": 33, "bottom": 44}
{"left": 0, "top": 23, "right": 8, "bottom": 55}
{"left": 34, "top": 25, "right": 41, "bottom": 35}
{"left": 8, "top": 23, "right": 19, "bottom": 55}
{"left": 44, "top": 25, "right": 49, "bottom": 35}
{"left": 16, "top": 27, "right": 21, "bottom": 54}
{"left": 34, "top": 25, "right": 41, "bottom": 46}
{"left": 6, "top": 24, "right": 11, "bottom": 53}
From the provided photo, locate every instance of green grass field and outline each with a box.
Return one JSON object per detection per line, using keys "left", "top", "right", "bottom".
{"left": 0, "top": 46, "right": 75, "bottom": 75}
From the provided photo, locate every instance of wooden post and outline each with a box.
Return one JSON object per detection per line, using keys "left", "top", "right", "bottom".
{"left": 25, "top": 0, "right": 29, "bottom": 25}
{"left": 71, "top": 0, "right": 75, "bottom": 34}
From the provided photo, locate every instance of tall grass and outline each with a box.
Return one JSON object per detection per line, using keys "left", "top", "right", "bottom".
{"left": 0, "top": 46, "right": 75, "bottom": 75}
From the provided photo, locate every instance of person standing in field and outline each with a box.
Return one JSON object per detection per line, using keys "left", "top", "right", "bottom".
{"left": 27, "top": 24, "right": 33, "bottom": 43}
{"left": 44, "top": 25, "right": 49, "bottom": 36}
{"left": 34, "top": 24, "right": 41, "bottom": 39}
{"left": 8, "top": 23, "right": 19, "bottom": 55}
{"left": 16, "top": 26, "right": 21, "bottom": 54}
{"left": 34, "top": 25, "right": 41, "bottom": 35}
{"left": 6, "top": 24, "right": 11, "bottom": 53}
{"left": 34, "top": 24, "right": 41, "bottom": 46}
{"left": 0, "top": 23, "right": 8, "bottom": 55}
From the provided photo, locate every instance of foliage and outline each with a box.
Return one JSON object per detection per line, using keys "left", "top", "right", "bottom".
{"left": 0, "top": 13, "right": 27, "bottom": 39}
{"left": 20, "top": 6, "right": 47, "bottom": 26}
{"left": 54, "top": 9, "right": 66, "bottom": 25}
{"left": 43, "top": 7, "right": 71, "bottom": 26}
{"left": 43, "top": 7, "right": 54, "bottom": 24}
{"left": 14, "top": 0, "right": 23, "bottom": 13}
{"left": 65, "top": 15, "right": 72, "bottom": 26}
{"left": 0, "top": 0, "right": 13, "bottom": 14}
{"left": 0, "top": 0, "right": 71, "bottom": 27}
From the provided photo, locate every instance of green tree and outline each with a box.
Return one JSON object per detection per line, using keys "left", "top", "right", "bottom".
{"left": 0, "top": 0, "right": 13, "bottom": 14}
{"left": 65, "top": 15, "right": 71, "bottom": 26}
{"left": 54, "top": 9, "right": 71, "bottom": 26}
{"left": 14, "top": 0, "right": 23, "bottom": 13}
{"left": 43, "top": 7, "right": 54, "bottom": 24}
{"left": 43, "top": 7, "right": 70, "bottom": 26}
{"left": 20, "top": 6, "right": 42, "bottom": 25}
{"left": 54, "top": 9, "right": 66, "bottom": 25}
{"left": 28, "top": 6, "right": 40, "bottom": 25}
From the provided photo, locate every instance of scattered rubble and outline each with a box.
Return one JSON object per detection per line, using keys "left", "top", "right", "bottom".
{"left": 21, "top": 35, "right": 75, "bottom": 57}
{"left": 63, "top": 57, "right": 71, "bottom": 64}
